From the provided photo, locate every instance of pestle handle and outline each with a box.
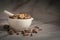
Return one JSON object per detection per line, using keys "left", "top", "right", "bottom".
{"left": 4, "top": 10, "right": 14, "bottom": 16}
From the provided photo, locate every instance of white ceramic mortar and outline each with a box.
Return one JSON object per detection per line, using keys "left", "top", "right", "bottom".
{"left": 8, "top": 18, "right": 34, "bottom": 31}
{"left": 4, "top": 10, "right": 34, "bottom": 31}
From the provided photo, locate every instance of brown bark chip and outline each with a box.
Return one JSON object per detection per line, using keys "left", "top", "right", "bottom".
{"left": 3, "top": 25, "right": 10, "bottom": 30}
{"left": 24, "top": 29, "right": 31, "bottom": 33}
{"left": 32, "top": 29, "right": 38, "bottom": 33}
{"left": 16, "top": 32, "right": 19, "bottom": 35}
{"left": 8, "top": 29, "right": 14, "bottom": 35}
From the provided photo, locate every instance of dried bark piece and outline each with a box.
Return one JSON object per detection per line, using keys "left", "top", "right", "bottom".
{"left": 19, "top": 14, "right": 25, "bottom": 19}
{"left": 21, "top": 30, "right": 29, "bottom": 36}
{"left": 12, "top": 29, "right": 17, "bottom": 33}
{"left": 24, "top": 14, "right": 31, "bottom": 19}
{"left": 32, "top": 29, "right": 38, "bottom": 33}
{"left": 3, "top": 25, "right": 10, "bottom": 30}
{"left": 34, "top": 26, "right": 42, "bottom": 31}
{"left": 21, "top": 31, "right": 24, "bottom": 34}
{"left": 24, "top": 29, "right": 31, "bottom": 33}
{"left": 8, "top": 29, "right": 14, "bottom": 35}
